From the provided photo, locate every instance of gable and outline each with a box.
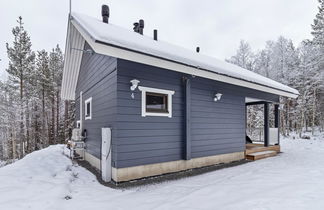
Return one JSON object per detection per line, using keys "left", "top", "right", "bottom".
{"left": 61, "top": 22, "right": 85, "bottom": 100}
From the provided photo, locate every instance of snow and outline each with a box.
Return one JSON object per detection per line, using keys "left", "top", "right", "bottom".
{"left": 71, "top": 12, "right": 299, "bottom": 96}
{"left": 0, "top": 160, "right": 6, "bottom": 168}
{"left": 248, "top": 150, "right": 276, "bottom": 156}
{"left": 0, "top": 133, "right": 324, "bottom": 210}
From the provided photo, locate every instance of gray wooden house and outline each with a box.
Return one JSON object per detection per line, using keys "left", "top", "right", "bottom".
{"left": 61, "top": 6, "right": 299, "bottom": 183}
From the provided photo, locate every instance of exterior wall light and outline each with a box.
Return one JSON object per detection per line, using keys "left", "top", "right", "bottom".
{"left": 130, "top": 79, "right": 140, "bottom": 91}
{"left": 279, "top": 104, "right": 285, "bottom": 110}
{"left": 214, "top": 93, "right": 222, "bottom": 102}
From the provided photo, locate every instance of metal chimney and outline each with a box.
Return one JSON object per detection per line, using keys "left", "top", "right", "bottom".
{"left": 139, "top": 19, "right": 144, "bottom": 35}
{"left": 101, "top": 5, "right": 109, "bottom": 23}
{"left": 133, "top": 19, "right": 144, "bottom": 35}
{"left": 153, "top": 29, "right": 158, "bottom": 41}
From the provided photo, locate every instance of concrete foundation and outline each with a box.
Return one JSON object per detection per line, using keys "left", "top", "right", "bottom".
{"left": 83, "top": 151, "right": 101, "bottom": 171}
{"left": 112, "top": 151, "right": 245, "bottom": 182}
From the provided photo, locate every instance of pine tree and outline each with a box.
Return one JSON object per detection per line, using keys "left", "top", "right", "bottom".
{"left": 35, "top": 50, "right": 50, "bottom": 148}
{"left": 311, "top": 0, "right": 324, "bottom": 133}
{"left": 49, "top": 45, "right": 64, "bottom": 144}
{"left": 6, "top": 16, "right": 35, "bottom": 158}
{"left": 312, "top": 0, "right": 324, "bottom": 46}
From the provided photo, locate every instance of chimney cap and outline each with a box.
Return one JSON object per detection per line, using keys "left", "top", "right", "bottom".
{"left": 101, "top": 5, "right": 109, "bottom": 23}
{"left": 154, "top": 29, "right": 158, "bottom": 41}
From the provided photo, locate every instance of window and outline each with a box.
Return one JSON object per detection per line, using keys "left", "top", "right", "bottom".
{"left": 138, "top": 86, "right": 175, "bottom": 118}
{"left": 85, "top": 97, "right": 92, "bottom": 120}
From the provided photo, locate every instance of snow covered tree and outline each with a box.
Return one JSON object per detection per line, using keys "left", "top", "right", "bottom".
{"left": 35, "top": 50, "right": 51, "bottom": 148}
{"left": 1, "top": 17, "right": 71, "bottom": 158}
{"left": 49, "top": 45, "right": 64, "bottom": 144}
{"left": 312, "top": 0, "right": 324, "bottom": 46}
{"left": 226, "top": 40, "right": 255, "bottom": 71}
{"left": 6, "top": 16, "right": 35, "bottom": 158}
{"left": 311, "top": 0, "right": 324, "bottom": 132}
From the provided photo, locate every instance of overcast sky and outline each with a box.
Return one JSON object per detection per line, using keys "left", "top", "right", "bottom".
{"left": 0, "top": 0, "right": 319, "bottom": 81}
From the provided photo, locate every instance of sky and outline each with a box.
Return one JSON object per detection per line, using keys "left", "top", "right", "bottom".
{"left": 0, "top": 0, "right": 319, "bottom": 81}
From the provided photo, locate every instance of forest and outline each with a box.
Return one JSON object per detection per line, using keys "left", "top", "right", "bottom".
{"left": 0, "top": 1, "right": 323, "bottom": 160}
{"left": 0, "top": 17, "right": 74, "bottom": 159}
{"left": 228, "top": 1, "right": 324, "bottom": 138}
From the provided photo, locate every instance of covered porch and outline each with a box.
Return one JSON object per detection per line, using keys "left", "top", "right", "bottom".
{"left": 245, "top": 98, "right": 281, "bottom": 160}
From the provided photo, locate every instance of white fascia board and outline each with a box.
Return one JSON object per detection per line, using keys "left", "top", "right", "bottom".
{"left": 61, "top": 22, "right": 85, "bottom": 100}
{"left": 71, "top": 20, "right": 298, "bottom": 99}
{"left": 138, "top": 86, "right": 175, "bottom": 95}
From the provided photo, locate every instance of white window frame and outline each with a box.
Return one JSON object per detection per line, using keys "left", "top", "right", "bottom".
{"left": 76, "top": 120, "right": 81, "bottom": 128}
{"left": 85, "top": 97, "right": 92, "bottom": 120}
{"left": 138, "top": 86, "right": 175, "bottom": 118}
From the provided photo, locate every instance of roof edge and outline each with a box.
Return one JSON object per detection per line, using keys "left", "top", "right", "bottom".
{"left": 70, "top": 17, "right": 299, "bottom": 99}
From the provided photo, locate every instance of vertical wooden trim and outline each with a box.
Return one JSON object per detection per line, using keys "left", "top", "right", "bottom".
{"left": 185, "top": 78, "right": 191, "bottom": 160}
{"left": 141, "top": 89, "right": 146, "bottom": 117}
{"left": 168, "top": 92, "right": 173, "bottom": 118}
{"left": 264, "top": 102, "right": 269, "bottom": 147}
{"left": 80, "top": 91, "right": 83, "bottom": 132}
{"left": 274, "top": 104, "right": 280, "bottom": 144}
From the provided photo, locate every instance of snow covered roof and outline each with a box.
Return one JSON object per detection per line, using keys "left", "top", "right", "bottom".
{"left": 61, "top": 12, "right": 299, "bottom": 100}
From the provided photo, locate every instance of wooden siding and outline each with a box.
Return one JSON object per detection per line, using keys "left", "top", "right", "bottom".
{"left": 115, "top": 60, "right": 184, "bottom": 168}
{"left": 75, "top": 42, "right": 117, "bottom": 163}
{"left": 74, "top": 51, "right": 279, "bottom": 169}
{"left": 115, "top": 59, "right": 279, "bottom": 168}
{"left": 190, "top": 77, "right": 246, "bottom": 158}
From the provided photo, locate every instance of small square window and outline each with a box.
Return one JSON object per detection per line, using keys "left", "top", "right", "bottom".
{"left": 146, "top": 92, "right": 168, "bottom": 113}
{"left": 85, "top": 97, "right": 92, "bottom": 120}
{"left": 138, "top": 86, "right": 175, "bottom": 118}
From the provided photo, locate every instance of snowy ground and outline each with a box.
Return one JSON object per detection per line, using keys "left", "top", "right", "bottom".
{"left": 0, "top": 132, "right": 324, "bottom": 210}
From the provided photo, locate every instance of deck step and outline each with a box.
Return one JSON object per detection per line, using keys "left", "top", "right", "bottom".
{"left": 246, "top": 150, "right": 277, "bottom": 161}
{"left": 245, "top": 144, "right": 280, "bottom": 155}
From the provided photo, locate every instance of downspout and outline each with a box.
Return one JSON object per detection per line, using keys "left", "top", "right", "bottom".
{"left": 80, "top": 91, "right": 83, "bottom": 132}
{"left": 184, "top": 77, "right": 191, "bottom": 160}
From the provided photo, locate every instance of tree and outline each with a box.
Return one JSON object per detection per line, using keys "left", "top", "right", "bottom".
{"left": 49, "top": 45, "right": 64, "bottom": 144}
{"left": 226, "top": 40, "right": 255, "bottom": 70}
{"left": 35, "top": 50, "right": 50, "bottom": 148}
{"left": 312, "top": 0, "right": 324, "bottom": 46}
{"left": 311, "top": 0, "right": 324, "bottom": 133}
{"left": 6, "top": 16, "right": 35, "bottom": 158}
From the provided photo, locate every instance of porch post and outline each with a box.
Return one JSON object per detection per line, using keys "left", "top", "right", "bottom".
{"left": 264, "top": 102, "right": 269, "bottom": 147}
{"left": 184, "top": 77, "right": 191, "bottom": 160}
{"left": 274, "top": 104, "right": 280, "bottom": 145}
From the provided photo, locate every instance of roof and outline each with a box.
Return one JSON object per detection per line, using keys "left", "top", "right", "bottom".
{"left": 61, "top": 12, "right": 299, "bottom": 100}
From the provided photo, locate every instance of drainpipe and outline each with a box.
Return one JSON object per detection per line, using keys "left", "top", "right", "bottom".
{"left": 184, "top": 77, "right": 191, "bottom": 160}
{"left": 80, "top": 91, "right": 83, "bottom": 133}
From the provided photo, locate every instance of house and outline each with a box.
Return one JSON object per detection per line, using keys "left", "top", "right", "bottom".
{"left": 61, "top": 5, "right": 299, "bottom": 183}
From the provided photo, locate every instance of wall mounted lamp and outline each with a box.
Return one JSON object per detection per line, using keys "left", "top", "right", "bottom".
{"left": 214, "top": 93, "right": 222, "bottom": 102}
{"left": 130, "top": 79, "right": 140, "bottom": 91}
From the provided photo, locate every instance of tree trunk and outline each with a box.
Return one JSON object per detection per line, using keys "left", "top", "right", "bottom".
{"left": 56, "top": 90, "right": 60, "bottom": 142}
{"left": 51, "top": 96, "right": 55, "bottom": 145}
{"left": 19, "top": 74, "right": 24, "bottom": 158}
{"left": 64, "top": 100, "right": 69, "bottom": 143}
{"left": 42, "top": 85, "right": 46, "bottom": 148}
{"left": 25, "top": 101, "right": 30, "bottom": 154}
{"left": 312, "top": 88, "right": 316, "bottom": 135}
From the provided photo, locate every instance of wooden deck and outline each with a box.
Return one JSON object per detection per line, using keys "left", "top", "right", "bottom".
{"left": 245, "top": 144, "right": 280, "bottom": 160}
